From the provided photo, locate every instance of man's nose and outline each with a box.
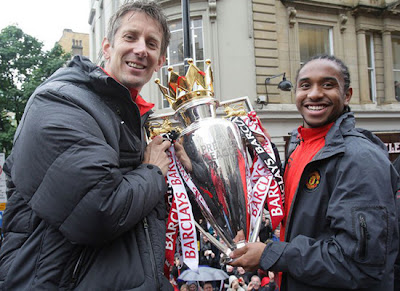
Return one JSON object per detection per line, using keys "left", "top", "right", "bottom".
{"left": 133, "top": 37, "right": 148, "bottom": 58}
{"left": 307, "top": 85, "right": 323, "bottom": 99}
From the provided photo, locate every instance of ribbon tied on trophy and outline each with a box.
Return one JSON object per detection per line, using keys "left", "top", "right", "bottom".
{"left": 148, "top": 59, "right": 284, "bottom": 276}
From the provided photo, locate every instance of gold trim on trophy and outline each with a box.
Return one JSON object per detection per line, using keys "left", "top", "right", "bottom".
{"left": 147, "top": 117, "right": 182, "bottom": 139}
{"left": 155, "top": 59, "right": 214, "bottom": 111}
{"left": 223, "top": 105, "right": 247, "bottom": 118}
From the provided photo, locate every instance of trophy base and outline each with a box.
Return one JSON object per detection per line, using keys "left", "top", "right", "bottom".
{"left": 220, "top": 241, "right": 246, "bottom": 265}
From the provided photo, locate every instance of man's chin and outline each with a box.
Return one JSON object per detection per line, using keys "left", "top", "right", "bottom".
{"left": 304, "top": 119, "right": 328, "bottom": 128}
{"left": 120, "top": 79, "right": 144, "bottom": 91}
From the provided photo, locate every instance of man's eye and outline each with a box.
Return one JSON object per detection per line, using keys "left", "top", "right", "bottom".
{"left": 124, "top": 35, "right": 135, "bottom": 41}
{"left": 299, "top": 83, "right": 310, "bottom": 89}
{"left": 322, "top": 83, "right": 334, "bottom": 88}
{"left": 148, "top": 41, "right": 158, "bottom": 49}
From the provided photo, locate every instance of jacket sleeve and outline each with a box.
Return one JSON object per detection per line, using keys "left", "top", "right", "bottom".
{"left": 13, "top": 89, "right": 167, "bottom": 246}
{"left": 260, "top": 138, "right": 399, "bottom": 289}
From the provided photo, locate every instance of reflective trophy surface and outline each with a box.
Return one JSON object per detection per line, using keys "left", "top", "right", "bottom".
{"left": 153, "top": 60, "right": 256, "bottom": 262}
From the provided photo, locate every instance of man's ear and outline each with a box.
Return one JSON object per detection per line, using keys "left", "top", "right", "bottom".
{"left": 344, "top": 87, "right": 353, "bottom": 106}
{"left": 102, "top": 37, "right": 111, "bottom": 60}
{"left": 155, "top": 54, "right": 166, "bottom": 72}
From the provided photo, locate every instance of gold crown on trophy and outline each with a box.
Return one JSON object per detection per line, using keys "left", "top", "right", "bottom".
{"left": 155, "top": 59, "right": 214, "bottom": 110}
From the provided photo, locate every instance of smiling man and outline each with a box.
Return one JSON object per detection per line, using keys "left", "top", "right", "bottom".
{"left": 102, "top": 6, "right": 167, "bottom": 92}
{"left": 0, "top": 2, "right": 174, "bottom": 290}
{"left": 230, "top": 55, "right": 399, "bottom": 291}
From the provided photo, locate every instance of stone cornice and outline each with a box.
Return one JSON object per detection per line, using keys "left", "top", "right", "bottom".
{"left": 281, "top": 0, "right": 399, "bottom": 17}
{"left": 351, "top": 2, "right": 400, "bottom": 17}
{"left": 280, "top": 0, "right": 350, "bottom": 14}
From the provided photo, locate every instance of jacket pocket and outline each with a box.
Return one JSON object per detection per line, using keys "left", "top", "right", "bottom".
{"left": 69, "top": 246, "right": 96, "bottom": 289}
{"left": 352, "top": 206, "right": 388, "bottom": 265}
{"left": 358, "top": 213, "right": 368, "bottom": 260}
{"left": 70, "top": 247, "right": 86, "bottom": 288}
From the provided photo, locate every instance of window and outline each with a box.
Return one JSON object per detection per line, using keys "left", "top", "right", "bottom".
{"left": 72, "top": 38, "right": 83, "bottom": 56}
{"left": 366, "top": 33, "right": 376, "bottom": 102}
{"left": 393, "top": 36, "right": 400, "bottom": 101}
{"left": 159, "top": 18, "right": 204, "bottom": 108}
{"left": 299, "top": 24, "right": 333, "bottom": 64}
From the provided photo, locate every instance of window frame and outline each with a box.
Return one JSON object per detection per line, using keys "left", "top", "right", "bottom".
{"left": 393, "top": 35, "right": 400, "bottom": 101}
{"left": 393, "top": 35, "right": 400, "bottom": 78}
{"left": 366, "top": 33, "right": 377, "bottom": 103}
{"left": 298, "top": 23, "right": 334, "bottom": 66}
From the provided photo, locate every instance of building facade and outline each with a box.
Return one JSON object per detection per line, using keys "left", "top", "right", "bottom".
{"left": 88, "top": 0, "right": 400, "bottom": 160}
{"left": 58, "top": 29, "right": 90, "bottom": 57}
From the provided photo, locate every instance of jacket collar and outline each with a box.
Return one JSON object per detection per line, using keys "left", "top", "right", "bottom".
{"left": 287, "top": 112, "right": 354, "bottom": 161}
{"left": 313, "top": 113, "right": 353, "bottom": 160}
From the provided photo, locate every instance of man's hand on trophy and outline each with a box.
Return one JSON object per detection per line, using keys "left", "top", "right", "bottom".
{"left": 233, "top": 229, "right": 245, "bottom": 243}
{"left": 254, "top": 133, "right": 266, "bottom": 145}
{"left": 174, "top": 139, "right": 193, "bottom": 172}
{"left": 229, "top": 242, "right": 267, "bottom": 272}
{"left": 143, "top": 136, "right": 171, "bottom": 176}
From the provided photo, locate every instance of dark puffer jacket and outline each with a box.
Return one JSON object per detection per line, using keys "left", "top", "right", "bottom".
{"left": 260, "top": 113, "right": 399, "bottom": 290}
{"left": 0, "top": 56, "right": 172, "bottom": 290}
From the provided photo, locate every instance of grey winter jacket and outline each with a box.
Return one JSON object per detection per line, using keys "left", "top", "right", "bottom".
{"left": 0, "top": 56, "right": 172, "bottom": 290}
{"left": 260, "top": 113, "right": 399, "bottom": 290}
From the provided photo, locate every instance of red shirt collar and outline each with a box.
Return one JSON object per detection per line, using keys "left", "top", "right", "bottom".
{"left": 297, "top": 122, "right": 334, "bottom": 143}
{"left": 129, "top": 88, "right": 155, "bottom": 116}
{"left": 99, "top": 67, "right": 155, "bottom": 116}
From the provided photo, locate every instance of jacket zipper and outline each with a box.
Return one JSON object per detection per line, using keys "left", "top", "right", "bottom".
{"left": 143, "top": 217, "right": 161, "bottom": 291}
{"left": 358, "top": 214, "right": 369, "bottom": 260}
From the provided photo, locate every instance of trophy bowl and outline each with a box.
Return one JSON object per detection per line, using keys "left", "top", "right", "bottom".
{"left": 176, "top": 97, "right": 250, "bottom": 260}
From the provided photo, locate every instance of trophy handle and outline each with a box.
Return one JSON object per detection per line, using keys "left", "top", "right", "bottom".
{"left": 219, "top": 96, "right": 254, "bottom": 112}
{"left": 145, "top": 112, "right": 182, "bottom": 143}
{"left": 194, "top": 220, "right": 229, "bottom": 255}
{"left": 249, "top": 214, "right": 263, "bottom": 243}
{"left": 194, "top": 220, "right": 246, "bottom": 265}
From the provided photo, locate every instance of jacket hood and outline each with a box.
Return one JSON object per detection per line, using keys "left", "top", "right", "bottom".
{"left": 328, "top": 112, "right": 387, "bottom": 154}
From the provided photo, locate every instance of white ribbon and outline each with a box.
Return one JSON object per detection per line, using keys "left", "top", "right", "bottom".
{"left": 166, "top": 146, "right": 198, "bottom": 272}
{"left": 249, "top": 175, "right": 272, "bottom": 229}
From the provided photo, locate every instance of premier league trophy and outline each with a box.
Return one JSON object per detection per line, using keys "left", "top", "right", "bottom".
{"left": 152, "top": 60, "right": 263, "bottom": 263}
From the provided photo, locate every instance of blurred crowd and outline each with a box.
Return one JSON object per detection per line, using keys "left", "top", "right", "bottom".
{"left": 169, "top": 215, "right": 279, "bottom": 291}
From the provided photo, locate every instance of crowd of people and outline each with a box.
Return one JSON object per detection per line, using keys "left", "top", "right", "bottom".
{"left": 169, "top": 217, "right": 279, "bottom": 291}
{"left": 0, "top": 1, "right": 399, "bottom": 291}
{"left": 173, "top": 272, "right": 277, "bottom": 291}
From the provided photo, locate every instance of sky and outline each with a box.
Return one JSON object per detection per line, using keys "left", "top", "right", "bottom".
{"left": 0, "top": 0, "right": 91, "bottom": 51}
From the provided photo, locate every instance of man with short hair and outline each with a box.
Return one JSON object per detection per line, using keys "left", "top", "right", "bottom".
{"left": 0, "top": 1, "right": 173, "bottom": 290}
{"left": 230, "top": 55, "right": 399, "bottom": 290}
{"left": 247, "top": 275, "right": 261, "bottom": 291}
{"left": 203, "top": 281, "right": 213, "bottom": 291}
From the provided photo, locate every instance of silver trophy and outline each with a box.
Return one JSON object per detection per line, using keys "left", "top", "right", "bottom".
{"left": 153, "top": 60, "right": 260, "bottom": 262}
